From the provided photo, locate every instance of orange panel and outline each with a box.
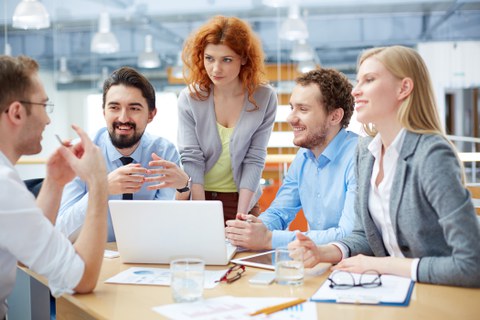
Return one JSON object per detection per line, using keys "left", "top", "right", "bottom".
{"left": 259, "top": 179, "right": 308, "bottom": 232}
{"left": 288, "top": 209, "right": 307, "bottom": 232}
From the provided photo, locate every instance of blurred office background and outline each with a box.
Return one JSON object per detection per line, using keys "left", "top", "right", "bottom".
{"left": 2, "top": 0, "right": 480, "bottom": 182}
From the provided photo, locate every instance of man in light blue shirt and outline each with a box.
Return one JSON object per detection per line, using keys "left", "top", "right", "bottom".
{"left": 226, "top": 68, "right": 357, "bottom": 249}
{"left": 57, "top": 67, "right": 189, "bottom": 242}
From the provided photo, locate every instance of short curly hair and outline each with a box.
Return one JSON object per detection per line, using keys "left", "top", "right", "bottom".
{"left": 182, "top": 15, "right": 266, "bottom": 110}
{"left": 296, "top": 68, "right": 354, "bottom": 128}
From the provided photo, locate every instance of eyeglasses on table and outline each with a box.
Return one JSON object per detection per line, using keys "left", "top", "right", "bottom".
{"left": 215, "top": 264, "right": 245, "bottom": 284}
{"left": 328, "top": 270, "right": 382, "bottom": 290}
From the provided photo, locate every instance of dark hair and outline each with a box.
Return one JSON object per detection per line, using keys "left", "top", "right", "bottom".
{"left": 0, "top": 55, "right": 39, "bottom": 114}
{"left": 296, "top": 68, "right": 354, "bottom": 128}
{"left": 182, "top": 15, "right": 266, "bottom": 109}
{"left": 102, "top": 67, "right": 156, "bottom": 112}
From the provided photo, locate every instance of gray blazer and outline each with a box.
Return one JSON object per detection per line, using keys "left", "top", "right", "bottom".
{"left": 340, "top": 131, "right": 480, "bottom": 287}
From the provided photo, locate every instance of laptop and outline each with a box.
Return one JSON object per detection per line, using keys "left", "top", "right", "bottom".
{"left": 108, "top": 200, "right": 237, "bottom": 265}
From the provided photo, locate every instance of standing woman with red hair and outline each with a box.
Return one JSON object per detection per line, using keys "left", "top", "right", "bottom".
{"left": 176, "top": 16, "right": 277, "bottom": 223}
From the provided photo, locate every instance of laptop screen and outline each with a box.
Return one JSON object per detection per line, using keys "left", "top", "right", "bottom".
{"left": 109, "top": 200, "right": 236, "bottom": 265}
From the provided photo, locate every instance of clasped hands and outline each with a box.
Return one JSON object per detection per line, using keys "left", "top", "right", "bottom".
{"left": 288, "top": 232, "right": 383, "bottom": 274}
{"left": 225, "top": 213, "right": 272, "bottom": 250}
{"left": 108, "top": 152, "right": 188, "bottom": 195}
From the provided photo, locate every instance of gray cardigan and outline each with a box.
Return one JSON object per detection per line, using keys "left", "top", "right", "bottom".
{"left": 177, "top": 85, "right": 277, "bottom": 208}
{"left": 340, "top": 131, "right": 480, "bottom": 287}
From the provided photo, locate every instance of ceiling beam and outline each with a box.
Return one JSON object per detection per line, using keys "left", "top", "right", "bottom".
{"left": 421, "top": 0, "right": 465, "bottom": 40}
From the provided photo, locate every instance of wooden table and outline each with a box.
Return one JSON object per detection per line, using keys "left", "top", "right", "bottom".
{"left": 20, "top": 245, "right": 480, "bottom": 320}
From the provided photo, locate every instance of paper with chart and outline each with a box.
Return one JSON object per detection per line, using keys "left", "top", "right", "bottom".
{"left": 105, "top": 267, "right": 227, "bottom": 289}
{"left": 311, "top": 272, "right": 414, "bottom": 305}
{"left": 153, "top": 296, "right": 317, "bottom": 320}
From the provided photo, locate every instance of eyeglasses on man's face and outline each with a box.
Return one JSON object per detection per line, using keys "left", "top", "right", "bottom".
{"left": 215, "top": 264, "right": 245, "bottom": 284}
{"left": 19, "top": 100, "right": 54, "bottom": 114}
{"left": 328, "top": 270, "right": 382, "bottom": 290}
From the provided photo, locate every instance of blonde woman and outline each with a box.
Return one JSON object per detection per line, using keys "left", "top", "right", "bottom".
{"left": 289, "top": 45, "right": 480, "bottom": 287}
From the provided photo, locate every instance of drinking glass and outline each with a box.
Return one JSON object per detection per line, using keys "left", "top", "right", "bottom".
{"left": 170, "top": 258, "right": 205, "bottom": 302}
{"left": 274, "top": 247, "right": 304, "bottom": 285}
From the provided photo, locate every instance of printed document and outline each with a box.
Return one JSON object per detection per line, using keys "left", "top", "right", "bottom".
{"left": 105, "top": 267, "right": 227, "bottom": 289}
{"left": 153, "top": 296, "right": 317, "bottom": 320}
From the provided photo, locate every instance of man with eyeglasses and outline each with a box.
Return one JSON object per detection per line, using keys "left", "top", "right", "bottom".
{"left": 0, "top": 55, "right": 109, "bottom": 319}
{"left": 56, "top": 66, "right": 189, "bottom": 242}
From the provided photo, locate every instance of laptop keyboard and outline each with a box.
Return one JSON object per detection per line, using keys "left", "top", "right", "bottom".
{"left": 225, "top": 239, "right": 237, "bottom": 257}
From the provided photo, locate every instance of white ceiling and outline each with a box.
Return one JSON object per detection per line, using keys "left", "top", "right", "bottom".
{"left": 2, "top": 0, "right": 480, "bottom": 89}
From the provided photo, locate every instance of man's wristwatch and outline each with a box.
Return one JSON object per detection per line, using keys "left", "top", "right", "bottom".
{"left": 176, "top": 176, "right": 192, "bottom": 193}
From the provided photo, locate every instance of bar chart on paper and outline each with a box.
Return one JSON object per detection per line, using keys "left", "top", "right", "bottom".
{"left": 153, "top": 296, "right": 318, "bottom": 319}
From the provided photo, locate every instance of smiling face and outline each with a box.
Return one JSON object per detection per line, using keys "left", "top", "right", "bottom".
{"left": 103, "top": 84, "right": 156, "bottom": 154}
{"left": 17, "top": 73, "right": 51, "bottom": 156}
{"left": 203, "top": 43, "right": 243, "bottom": 88}
{"left": 287, "top": 83, "right": 332, "bottom": 154}
{"left": 352, "top": 57, "right": 404, "bottom": 129}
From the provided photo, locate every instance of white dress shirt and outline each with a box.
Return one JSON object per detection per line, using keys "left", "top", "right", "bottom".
{"left": 333, "top": 129, "right": 419, "bottom": 281}
{"left": 0, "top": 152, "right": 84, "bottom": 318}
{"left": 368, "top": 129, "right": 406, "bottom": 257}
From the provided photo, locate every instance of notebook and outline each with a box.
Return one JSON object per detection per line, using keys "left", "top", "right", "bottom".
{"left": 108, "top": 200, "right": 237, "bottom": 265}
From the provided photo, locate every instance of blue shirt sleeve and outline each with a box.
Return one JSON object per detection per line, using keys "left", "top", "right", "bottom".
{"left": 260, "top": 130, "right": 358, "bottom": 249}
{"left": 260, "top": 152, "right": 303, "bottom": 232}
{"left": 56, "top": 128, "right": 181, "bottom": 241}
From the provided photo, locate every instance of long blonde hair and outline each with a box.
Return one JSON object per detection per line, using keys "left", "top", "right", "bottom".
{"left": 358, "top": 46, "right": 443, "bottom": 137}
{"left": 359, "top": 45, "right": 465, "bottom": 183}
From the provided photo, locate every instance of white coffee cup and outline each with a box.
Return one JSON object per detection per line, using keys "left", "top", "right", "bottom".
{"left": 274, "top": 247, "right": 304, "bottom": 285}
{"left": 170, "top": 258, "right": 205, "bottom": 303}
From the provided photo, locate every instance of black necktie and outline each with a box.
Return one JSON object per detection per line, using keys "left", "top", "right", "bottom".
{"left": 119, "top": 156, "right": 134, "bottom": 200}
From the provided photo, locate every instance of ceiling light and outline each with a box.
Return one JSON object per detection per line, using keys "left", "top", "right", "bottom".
{"left": 91, "top": 12, "right": 119, "bottom": 54}
{"left": 97, "top": 66, "right": 109, "bottom": 91}
{"left": 171, "top": 51, "right": 183, "bottom": 79}
{"left": 290, "top": 39, "right": 314, "bottom": 61}
{"left": 56, "top": 56, "right": 74, "bottom": 84}
{"left": 297, "top": 60, "right": 318, "bottom": 73}
{"left": 137, "top": 34, "right": 160, "bottom": 68}
{"left": 261, "top": 0, "right": 291, "bottom": 7}
{"left": 12, "top": 0, "right": 50, "bottom": 29}
{"left": 3, "top": 0, "right": 11, "bottom": 55}
{"left": 279, "top": 4, "right": 309, "bottom": 41}
{"left": 4, "top": 43, "right": 11, "bottom": 55}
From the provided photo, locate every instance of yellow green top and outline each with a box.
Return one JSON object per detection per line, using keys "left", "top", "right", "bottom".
{"left": 204, "top": 123, "right": 237, "bottom": 192}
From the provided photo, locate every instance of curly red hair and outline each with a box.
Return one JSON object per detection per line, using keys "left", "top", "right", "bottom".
{"left": 182, "top": 16, "right": 266, "bottom": 110}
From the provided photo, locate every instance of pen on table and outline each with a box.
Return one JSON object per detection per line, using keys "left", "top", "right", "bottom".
{"left": 249, "top": 298, "right": 307, "bottom": 316}
{"left": 55, "top": 134, "right": 71, "bottom": 147}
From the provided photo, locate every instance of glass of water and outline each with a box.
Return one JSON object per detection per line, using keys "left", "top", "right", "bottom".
{"left": 274, "top": 247, "right": 304, "bottom": 285}
{"left": 170, "top": 258, "right": 205, "bottom": 303}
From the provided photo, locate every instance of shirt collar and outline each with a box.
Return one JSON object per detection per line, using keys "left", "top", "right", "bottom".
{"left": 368, "top": 128, "right": 406, "bottom": 159}
{"left": 302, "top": 128, "right": 348, "bottom": 167}
{"left": 106, "top": 134, "right": 145, "bottom": 164}
{"left": 0, "top": 151, "right": 14, "bottom": 168}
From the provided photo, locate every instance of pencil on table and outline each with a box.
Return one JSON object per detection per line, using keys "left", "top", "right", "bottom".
{"left": 249, "top": 298, "right": 307, "bottom": 316}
